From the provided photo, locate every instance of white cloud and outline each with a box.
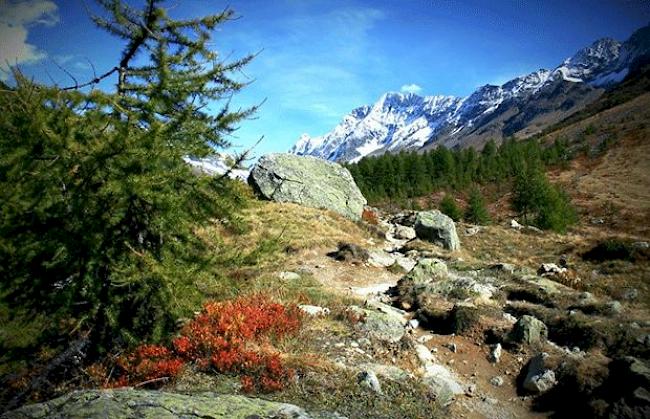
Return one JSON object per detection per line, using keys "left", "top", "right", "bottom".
{"left": 0, "top": 0, "right": 59, "bottom": 79}
{"left": 400, "top": 83, "right": 422, "bottom": 94}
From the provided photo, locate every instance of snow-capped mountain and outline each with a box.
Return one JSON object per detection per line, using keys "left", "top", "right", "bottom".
{"left": 184, "top": 153, "right": 249, "bottom": 181}
{"left": 291, "top": 24, "right": 650, "bottom": 162}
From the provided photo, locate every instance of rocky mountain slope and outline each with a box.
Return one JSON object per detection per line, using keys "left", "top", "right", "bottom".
{"left": 291, "top": 24, "right": 650, "bottom": 162}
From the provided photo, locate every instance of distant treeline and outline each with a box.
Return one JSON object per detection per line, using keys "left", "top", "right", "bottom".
{"left": 347, "top": 138, "right": 572, "bottom": 203}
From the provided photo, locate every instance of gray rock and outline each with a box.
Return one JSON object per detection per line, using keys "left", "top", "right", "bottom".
{"left": 414, "top": 210, "right": 461, "bottom": 251}
{"left": 367, "top": 250, "right": 396, "bottom": 268}
{"left": 347, "top": 305, "right": 406, "bottom": 343}
{"left": 358, "top": 370, "right": 383, "bottom": 394}
{"left": 299, "top": 305, "right": 331, "bottom": 316}
{"left": 358, "top": 363, "right": 411, "bottom": 381}
{"left": 466, "top": 384, "right": 478, "bottom": 397}
{"left": 394, "top": 224, "right": 417, "bottom": 240}
{"left": 421, "top": 363, "right": 465, "bottom": 406}
{"left": 465, "top": 226, "right": 481, "bottom": 236}
{"left": 408, "top": 318, "right": 420, "bottom": 329}
{"left": 490, "top": 343, "right": 502, "bottom": 363}
{"left": 523, "top": 353, "right": 557, "bottom": 394}
{"left": 248, "top": 153, "right": 366, "bottom": 220}
{"left": 510, "top": 219, "right": 523, "bottom": 230}
{"left": 279, "top": 271, "right": 301, "bottom": 280}
{"left": 490, "top": 376, "right": 505, "bottom": 387}
{"left": 622, "top": 288, "right": 639, "bottom": 301}
{"left": 401, "top": 258, "right": 449, "bottom": 286}
{"left": 606, "top": 300, "right": 623, "bottom": 315}
{"left": 2, "top": 389, "right": 341, "bottom": 419}
{"left": 509, "top": 315, "right": 548, "bottom": 346}
{"left": 537, "top": 263, "right": 567, "bottom": 276}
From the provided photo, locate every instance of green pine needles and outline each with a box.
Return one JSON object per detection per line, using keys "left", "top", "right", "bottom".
{"left": 0, "top": 0, "right": 255, "bottom": 355}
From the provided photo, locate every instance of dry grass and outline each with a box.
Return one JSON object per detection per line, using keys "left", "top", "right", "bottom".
{"left": 242, "top": 201, "right": 370, "bottom": 249}
{"left": 545, "top": 93, "right": 650, "bottom": 237}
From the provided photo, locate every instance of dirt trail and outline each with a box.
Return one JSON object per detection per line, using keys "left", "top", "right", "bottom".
{"left": 287, "top": 221, "right": 548, "bottom": 418}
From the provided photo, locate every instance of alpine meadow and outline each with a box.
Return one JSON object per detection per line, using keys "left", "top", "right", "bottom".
{"left": 1, "top": 1, "right": 650, "bottom": 418}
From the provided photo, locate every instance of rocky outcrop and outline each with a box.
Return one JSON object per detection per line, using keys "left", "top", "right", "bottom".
{"left": 413, "top": 211, "right": 460, "bottom": 251}
{"left": 2, "top": 389, "right": 342, "bottom": 419}
{"left": 248, "top": 153, "right": 366, "bottom": 220}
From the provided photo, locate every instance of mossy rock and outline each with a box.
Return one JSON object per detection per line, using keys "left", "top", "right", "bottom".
{"left": 3, "top": 389, "right": 340, "bottom": 419}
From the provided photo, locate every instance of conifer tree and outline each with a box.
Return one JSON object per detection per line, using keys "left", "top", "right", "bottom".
{"left": 439, "top": 194, "right": 462, "bottom": 221}
{"left": 512, "top": 166, "right": 577, "bottom": 232}
{"left": 0, "top": 0, "right": 255, "bottom": 354}
{"left": 464, "top": 187, "right": 491, "bottom": 225}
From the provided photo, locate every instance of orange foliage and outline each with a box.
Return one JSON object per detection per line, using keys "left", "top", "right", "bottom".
{"left": 109, "top": 295, "right": 302, "bottom": 392}
{"left": 362, "top": 207, "right": 379, "bottom": 225}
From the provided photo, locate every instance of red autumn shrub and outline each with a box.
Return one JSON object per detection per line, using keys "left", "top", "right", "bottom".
{"left": 109, "top": 295, "right": 302, "bottom": 392}
{"left": 111, "top": 344, "right": 184, "bottom": 387}
{"left": 362, "top": 207, "right": 379, "bottom": 225}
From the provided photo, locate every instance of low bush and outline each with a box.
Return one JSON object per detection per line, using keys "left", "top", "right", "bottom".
{"left": 104, "top": 296, "right": 303, "bottom": 392}
{"left": 583, "top": 240, "right": 636, "bottom": 262}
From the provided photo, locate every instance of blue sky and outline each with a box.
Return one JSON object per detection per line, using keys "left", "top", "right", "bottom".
{"left": 1, "top": 0, "right": 649, "bottom": 157}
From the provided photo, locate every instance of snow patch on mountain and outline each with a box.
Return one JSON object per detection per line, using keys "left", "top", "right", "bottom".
{"left": 291, "top": 26, "right": 649, "bottom": 162}
{"left": 184, "top": 154, "right": 249, "bottom": 181}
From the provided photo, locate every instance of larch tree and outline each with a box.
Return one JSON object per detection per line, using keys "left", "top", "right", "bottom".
{"left": 0, "top": 0, "right": 256, "bottom": 355}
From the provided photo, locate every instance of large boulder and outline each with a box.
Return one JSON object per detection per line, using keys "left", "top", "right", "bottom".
{"left": 2, "top": 389, "right": 341, "bottom": 419}
{"left": 413, "top": 211, "right": 460, "bottom": 251}
{"left": 248, "top": 153, "right": 367, "bottom": 220}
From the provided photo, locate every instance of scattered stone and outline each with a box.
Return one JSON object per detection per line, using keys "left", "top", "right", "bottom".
{"left": 622, "top": 288, "right": 639, "bottom": 301}
{"left": 522, "top": 353, "right": 557, "bottom": 394}
{"left": 367, "top": 250, "right": 396, "bottom": 268}
{"left": 632, "top": 241, "right": 649, "bottom": 249}
{"left": 298, "top": 305, "right": 331, "bottom": 316}
{"left": 413, "top": 210, "right": 461, "bottom": 251}
{"left": 408, "top": 319, "right": 420, "bottom": 329}
{"left": 509, "top": 315, "right": 548, "bottom": 346}
{"left": 446, "top": 343, "right": 458, "bottom": 353}
{"left": 537, "top": 263, "right": 568, "bottom": 276}
{"left": 490, "top": 376, "right": 505, "bottom": 387}
{"left": 490, "top": 343, "right": 502, "bottom": 363}
{"left": 358, "top": 363, "right": 411, "bottom": 382}
{"left": 403, "top": 258, "right": 449, "bottom": 285}
{"left": 503, "top": 313, "right": 517, "bottom": 324}
{"left": 417, "top": 334, "right": 433, "bottom": 344}
{"left": 465, "top": 226, "right": 481, "bottom": 236}
{"left": 466, "top": 384, "right": 478, "bottom": 397}
{"left": 346, "top": 304, "right": 406, "bottom": 343}
{"left": 394, "top": 224, "right": 417, "bottom": 240}
{"left": 421, "top": 363, "right": 465, "bottom": 406}
{"left": 415, "top": 344, "right": 435, "bottom": 366}
{"left": 606, "top": 300, "right": 623, "bottom": 315}
{"left": 358, "top": 370, "right": 382, "bottom": 394}
{"left": 279, "top": 271, "right": 301, "bottom": 281}
{"left": 248, "top": 153, "right": 367, "bottom": 220}
{"left": 510, "top": 219, "right": 523, "bottom": 230}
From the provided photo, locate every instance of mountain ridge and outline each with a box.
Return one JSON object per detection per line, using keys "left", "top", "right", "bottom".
{"left": 291, "top": 24, "right": 650, "bottom": 162}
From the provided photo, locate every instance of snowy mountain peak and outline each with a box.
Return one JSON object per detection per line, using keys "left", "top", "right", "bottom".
{"left": 291, "top": 25, "right": 649, "bottom": 162}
